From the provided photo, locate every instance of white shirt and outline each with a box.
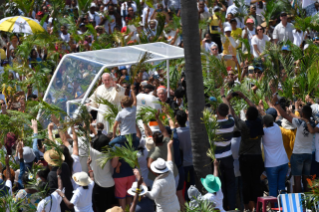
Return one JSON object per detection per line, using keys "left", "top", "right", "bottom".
{"left": 103, "top": 0, "right": 118, "bottom": 3}
{"left": 292, "top": 118, "right": 314, "bottom": 154}
{"left": 292, "top": 29, "right": 306, "bottom": 46}
{"left": 202, "top": 190, "right": 225, "bottom": 212}
{"left": 231, "top": 137, "right": 241, "bottom": 177}
{"left": 88, "top": 11, "right": 101, "bottom": 25}
{"left": 70, "top": 181, "right": 95, "bottom": 212}
{"left": 137, "top": 145, "right": 152, "bottom": 187}
{"left": 145, "top": 161, "right": 180, "bottom": 212}
{"left": 142, "top": 7, "right": 155, "bottom": 24}
{"left": 71, "top": 154, "right": 82, "bottom": 189}
{"left": 37, "top": 191, "right": 62, "bottom": 212}
{"left": 120, "top": 2, "right": 137, "bottom": 16}
{"left": 262, "top": 123, "right": 289, "bottom": 167}
{"left": 251, "top": 34, "right": 270, "bottom": 58}
{"left": 90, "top": 147, "right": 115, "bottom": 187}
{"left": 59, "top": 32, "right": 70, "bottom": 43}
{"left": 242, "top": 28, "right": 256, "bottom": 53}
{"left": 272, "top": 22, "right": 294, "bottom": 43}
{"left": 225, "top": 4, "right": 238, "bottom": 17}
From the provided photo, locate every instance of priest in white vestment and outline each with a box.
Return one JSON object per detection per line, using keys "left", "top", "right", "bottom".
{"left": 88, "top": 73, "right": 125, "bottom": 132}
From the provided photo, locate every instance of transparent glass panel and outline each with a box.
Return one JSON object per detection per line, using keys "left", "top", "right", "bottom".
{"left": 44, "top": 55, "right": 103, "bottom": 114}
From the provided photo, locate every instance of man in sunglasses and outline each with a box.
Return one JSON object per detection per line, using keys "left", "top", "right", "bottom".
{"left": 273, "top": 12, "right": 294, "bottom": 44}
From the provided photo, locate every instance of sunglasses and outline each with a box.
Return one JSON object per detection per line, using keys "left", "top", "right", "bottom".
{"left": 128, "top": 10, "right": 134, "bottom": 11}
{"left": 281, "top": 14, "right": 287, "bottom": 17}
{"left": 1, "top": 103, "right": 5, "bottom": 105}
{"left": 257, "top": 28, "right": 263, "bottom": 31}
{"left": 211, "top": 48, "right": 218, "bottom": 51}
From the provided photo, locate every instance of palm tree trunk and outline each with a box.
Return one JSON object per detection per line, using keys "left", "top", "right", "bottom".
{"left": 180, "top": 0, "right": 212, "bottom": 189}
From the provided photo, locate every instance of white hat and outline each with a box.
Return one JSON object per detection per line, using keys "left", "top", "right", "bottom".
{"left": 90, "top": 2, "right": 97, "bottom": 7}
{"left": 141, "top": 80, "right": 148, "bottom": 86}
{"left": 224, "top": 26, "right": 231, "bottom": 32}
{"left": 127, "top": 182, "right": 148, "bottom": 196}
{"left": 145, "top": 137, "right": 155, "bottom": 151}
{"left": 150, "top": 158, "right": 169, "bottom": 174}
{"left": 72, "top": 172, "right": 92, "bottom": 186}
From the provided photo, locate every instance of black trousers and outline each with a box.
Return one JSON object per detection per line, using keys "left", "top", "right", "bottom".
{"left": 215, "top": 155, "right": 236, "bottom": 210}
{"left": 92, "top": 183, "right": 116, "bottom": 212}
{"left": 239, "top": 154, "right": 264, "bottom": 204}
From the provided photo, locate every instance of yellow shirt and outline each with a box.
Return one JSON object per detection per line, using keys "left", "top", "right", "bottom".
{"left": 280, "top": 127, "right": 296, "bottom": 167}
{"left": 231, "top": 28, "right": 242, "bottom": 48}
{"left": 208, "top": 14, "right": 220, "bottom": 34}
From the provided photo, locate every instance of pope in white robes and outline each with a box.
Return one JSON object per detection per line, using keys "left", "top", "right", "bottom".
{"left": 88, "top": 73, "right": 125, "bottom": 132}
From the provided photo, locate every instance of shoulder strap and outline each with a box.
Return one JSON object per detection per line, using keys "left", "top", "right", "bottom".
{"left": 49, "top": 195, "right": 52, "bottom": 212}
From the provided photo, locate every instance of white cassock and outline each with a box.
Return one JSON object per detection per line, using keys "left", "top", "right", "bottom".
{"left": 89, "top": 84, "right": 125, "bottom": 132}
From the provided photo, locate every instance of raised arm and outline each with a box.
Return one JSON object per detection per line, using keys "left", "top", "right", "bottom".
{"left": 272, "top": 96, "right": 293, "bottom": 123}
{"left": 47, "top": 122, "right": 54, "bottom": 141}
{"left": 130, "top": 176, "right": 143, "bottom": 212}
{"left": 87, "top": 157, "right": 94, "bottom": 181}
{"left": 71, "top": 126, "right": 79, "bottom": 156}
{"left": 155, "top": 109, "right": 169, "bottom": 138}
{"left": 57, "top": 168, "right": 63, "bottom": 191}
{"left": 167, "top": 139, "right": 173, "bottom": 162}
{"left": 237, "top": 91, "right": 255, "bottom": 107}
{"left": 213, "top": 159, "right": 219, "bottom": 177}
{"left": 131, "top": 84, "right": 137, "bottom": 106}
{"left": 17, "top": 142, "right": 25, "bottom": 189}
{"left": 143, "top": 123, "right": 153, "bottom": 137}
{"left": 31, "top": 119, "right": 41, "bottom": 161}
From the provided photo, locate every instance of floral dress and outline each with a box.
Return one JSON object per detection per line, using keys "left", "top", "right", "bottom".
{"left": 14, "top": 189, "right": 41, "bottom": 211}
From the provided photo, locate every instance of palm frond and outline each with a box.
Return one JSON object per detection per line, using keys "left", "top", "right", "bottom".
{"left": 98, "top": 135, "right": 139, "bottom": 169}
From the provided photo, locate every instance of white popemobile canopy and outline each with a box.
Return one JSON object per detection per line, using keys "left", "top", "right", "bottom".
{"left": 43, "top": 42, "right": 184, "bottom": 118}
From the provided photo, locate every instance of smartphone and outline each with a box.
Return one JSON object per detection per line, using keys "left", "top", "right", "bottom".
{"left": 232, "top": 92, "right": 238, "bottom": 97}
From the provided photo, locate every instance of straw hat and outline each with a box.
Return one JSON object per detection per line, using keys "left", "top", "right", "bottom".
{"left": 44, "top": 149, "right": 65, "bottom": 166}
{"left": 145, "top": 137, "right": 155, "bottom": 151}
{"left": 72, "top": 172, "right": 92, "bottom": 187}
{"left": 150, "top": 158, "right": 169, "bottom": 174}
{"left": 106, "top": 206, "right": 124, "bottom": 212}
{"left": 127, "top": 182, "right": 148, "bottom": 196}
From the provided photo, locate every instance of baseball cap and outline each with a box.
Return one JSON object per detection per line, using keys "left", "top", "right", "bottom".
{"left": 248, "top": 66, "right": 254, "bottom": 71}
{"left": 280, "top": 11, "right": 287, "bottom": 16}
{"left": 281, "top": 45, "right": 290, "bottom": 51}
{"left": 213, "top": 6, "right": 221, "bottom": 11}
{"left": 254, "top": 66, "right": 263, "bottom": 72}
{"left": 79, "top": 22, "right": 85, "bottom": 27}
{"left": 224, "top": 26, "right": 231, "bottom": 32}
{"left": 246, "top": 18, "right": 254, "bottom": 24}
{"left": 266, "top": 108, "right": 278, "bottom": 120}
{"left": 36, "top": 11, "right": 44, "bottom": 16}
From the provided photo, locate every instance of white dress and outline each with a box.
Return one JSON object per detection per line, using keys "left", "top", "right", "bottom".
{"left": 145, "top": 161, "right": 180, "bottom": 212}
{"left": 89, "top": 84, "right": 125, "bottom": 132}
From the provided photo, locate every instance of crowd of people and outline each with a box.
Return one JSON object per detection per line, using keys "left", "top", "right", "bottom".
{"left": 1, "top": 0, "right": 319, "bottom": 211}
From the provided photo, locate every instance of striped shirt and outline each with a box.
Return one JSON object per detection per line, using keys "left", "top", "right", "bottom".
{"left": 215, "top": 115, "right": 235, "bottom": 159}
